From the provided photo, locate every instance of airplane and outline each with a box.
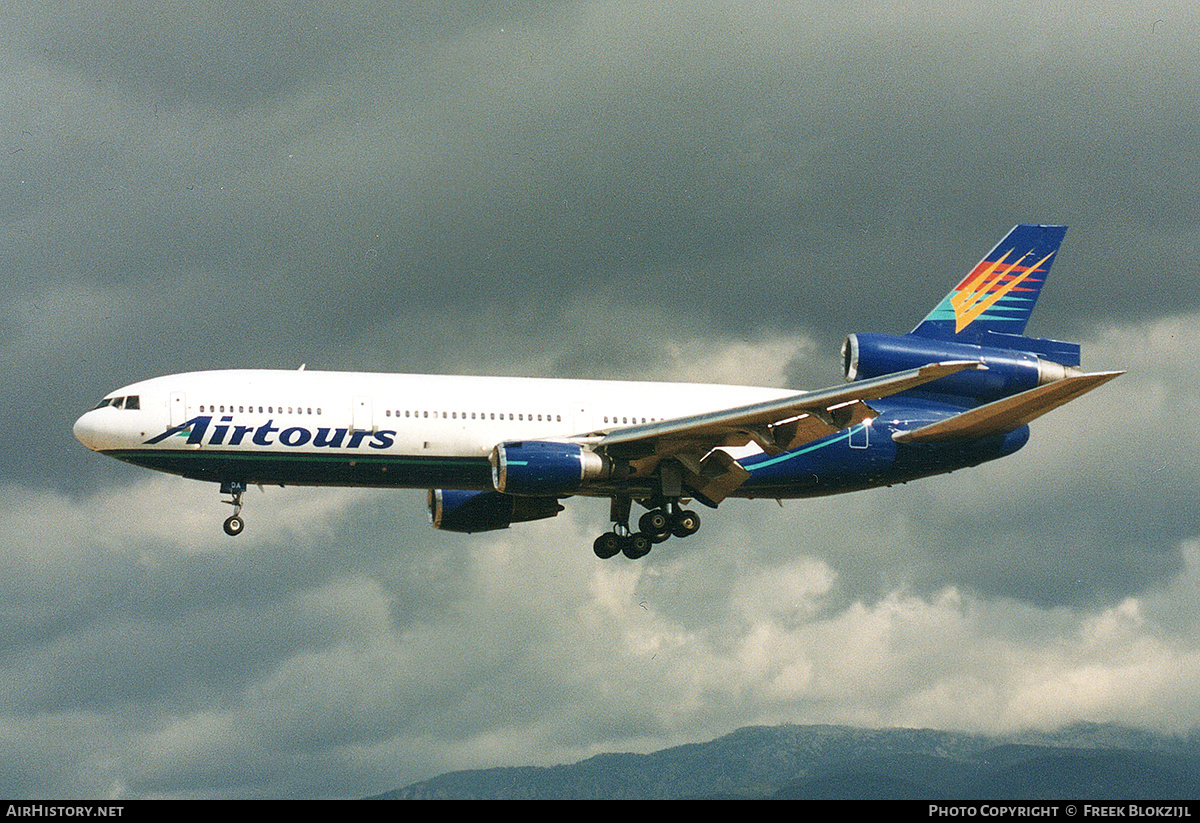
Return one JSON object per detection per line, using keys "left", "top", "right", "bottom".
{"left": 74, "top": 224, "right": 1121, "bottom": 560}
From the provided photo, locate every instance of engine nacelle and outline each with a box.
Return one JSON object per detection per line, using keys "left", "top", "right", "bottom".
{"left": 428, "top": 489, "right": 563, "bottom": 533}
{"left": 490, "top": 440, "right": 611, "bottom": 496}
{"left": 842, "top": 333, "right": 1079, "bottom": 402}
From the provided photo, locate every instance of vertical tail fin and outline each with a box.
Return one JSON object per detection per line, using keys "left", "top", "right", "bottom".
{"left": 910, "top": 224, "right": 1067, "bottom": 344}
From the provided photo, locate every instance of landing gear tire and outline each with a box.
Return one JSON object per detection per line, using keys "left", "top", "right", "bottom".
{"left": 593, "top": 532, "right": 622, "bottom": 560}
{"left": 594, "top": 531, "right": 653, "bottom": 560}
{"left": 639, "top": 510, "right": 671, "bottom": 543}
{"left": 223, "top": 515, "right": 245, "bottom": 537}
{"left": 622, "top": 533, "right": 652, "bottom": 560}
{"left": 671, "top": 509, "right": 701, "bottom": 538}
{"left": 639, "top": 510, "right": 668, "bottom": 533}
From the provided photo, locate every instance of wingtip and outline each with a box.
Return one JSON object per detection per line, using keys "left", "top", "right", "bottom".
{"left": 1081, "top": 369, "right": 1125, "bottom": 382}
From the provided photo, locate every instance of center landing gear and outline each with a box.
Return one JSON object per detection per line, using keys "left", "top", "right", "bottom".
{"left": 221, "top": 481, "right": 247, "bottom": 536}
{"left": 592, "top": 498, "right": 701, "bottom": 560}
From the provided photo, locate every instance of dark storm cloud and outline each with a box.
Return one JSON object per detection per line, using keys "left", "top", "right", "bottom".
{"left": 15, "top": 1, "right": 569, "bottom": 106}
{"left": 8, "top": 0, "right": 1198, "bottom": 490}
{"left": 6, "top": 1, "right": 1198, "bottom": 401}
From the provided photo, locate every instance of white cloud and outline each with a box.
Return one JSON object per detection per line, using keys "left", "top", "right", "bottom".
{"left": 4, "top": 403, "right": 1200, "bottom": 797}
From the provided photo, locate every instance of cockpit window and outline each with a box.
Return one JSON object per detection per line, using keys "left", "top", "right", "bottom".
{"left": 94, "top": 395, "right": 140, "bottom": 410}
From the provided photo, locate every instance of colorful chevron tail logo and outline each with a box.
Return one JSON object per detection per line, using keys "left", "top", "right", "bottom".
{"left": 910, "top": 224, "right": 1067, "bottom": 343}
{"left": 949, "top": 247, "right": 1055, "bottom": 333}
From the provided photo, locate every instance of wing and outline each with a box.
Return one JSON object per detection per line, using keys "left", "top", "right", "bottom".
{"left": 570, "top": 360, "right": 985, "bottom": 504}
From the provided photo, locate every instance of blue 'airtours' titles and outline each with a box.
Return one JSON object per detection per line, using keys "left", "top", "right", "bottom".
{"left": 145, "top": 415, "right": 397, "bottom": 450}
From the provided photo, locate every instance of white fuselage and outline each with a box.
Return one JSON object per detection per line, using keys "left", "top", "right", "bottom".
{"left": 74, "top": 369, "right": 795, "bottom": 490}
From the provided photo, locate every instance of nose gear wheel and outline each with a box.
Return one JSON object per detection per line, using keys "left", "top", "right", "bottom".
{"left": 221, "top": 481, "right": 247, "bottom": 537}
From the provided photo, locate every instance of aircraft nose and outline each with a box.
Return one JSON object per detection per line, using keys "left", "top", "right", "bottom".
{"left": 73, "top": 410, "right": 103, "bottom": 451}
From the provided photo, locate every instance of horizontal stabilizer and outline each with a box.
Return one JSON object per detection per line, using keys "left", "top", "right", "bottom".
{"left": 892, "top": 371, "right": 1123, "bottom": 444}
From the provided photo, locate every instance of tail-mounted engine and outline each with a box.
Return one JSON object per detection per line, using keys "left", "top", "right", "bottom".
{"left": 842, "top": 333, "right": 1081, "bottom": 402}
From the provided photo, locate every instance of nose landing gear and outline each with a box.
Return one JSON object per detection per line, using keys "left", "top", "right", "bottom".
{"left": 221, "top": 481, "right": 247, "bottom": 536}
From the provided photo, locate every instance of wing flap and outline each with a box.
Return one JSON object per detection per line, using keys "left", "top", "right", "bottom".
{"left": 892, "top": 370, "right": 1123, "bottom": 444}
{"left": 676, "top": 449, "right": 751, "bottom": 507}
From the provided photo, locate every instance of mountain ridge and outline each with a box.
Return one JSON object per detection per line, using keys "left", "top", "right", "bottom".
{"left": 370, "top": 722, "right": 1200, "bottom": 800}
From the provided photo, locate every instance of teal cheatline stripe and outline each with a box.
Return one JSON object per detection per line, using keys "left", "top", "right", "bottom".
{"left": 744, "top": 428, "right": 856, "bottom": 472}
{"left": 105, "top": 449, "right": 478, "bottom": 465}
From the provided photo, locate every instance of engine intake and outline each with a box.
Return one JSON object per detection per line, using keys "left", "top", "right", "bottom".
{"left": 428, "top": 489, "right": 562, "bottom": 533}
{"left": 491, "top": 440, "right": 611, "bottom": 496}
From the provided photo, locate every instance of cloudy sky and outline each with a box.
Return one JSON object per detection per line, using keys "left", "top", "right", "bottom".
{"left": 3, "top": 0, "right": 1200, "bottom": 799}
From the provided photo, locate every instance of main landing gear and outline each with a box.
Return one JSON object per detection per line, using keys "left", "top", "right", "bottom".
{"left": 592, "top": 499, "right": 701, "bottom": 560}
{"left": 221, "top": 481, "right": 246, "bottom": 536}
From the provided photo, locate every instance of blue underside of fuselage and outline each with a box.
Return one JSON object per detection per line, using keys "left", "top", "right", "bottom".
{"left": 103, "top": 414, "right": 1030, "bottom": 500}
{"left": 738, "top": 421, "right": 1029, "bottom": 498}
